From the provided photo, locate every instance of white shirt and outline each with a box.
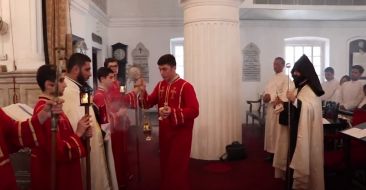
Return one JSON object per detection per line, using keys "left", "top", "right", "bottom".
{"left": 321, "top": 79, "right": 339, "bottom": 102}
{"left": 340, "top": 80, "right": 365, "bottom": 110}
{"left": 264, "top": 71, "right": 289, "bottom": 102}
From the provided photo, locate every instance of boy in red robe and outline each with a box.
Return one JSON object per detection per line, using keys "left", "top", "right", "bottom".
{"left": 94, "top": 64, "right": 138, "bottom": 188}
{"left": 139, "top": 54, "right": 199, "bottom": 190}
{"left": 30, "top": 64, "right": 92, "bottom": 190}
{"left": 0, "top": 98, "right": 63, "bottom": 190}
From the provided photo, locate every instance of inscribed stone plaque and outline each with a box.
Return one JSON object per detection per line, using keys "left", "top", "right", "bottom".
{"left": 242, "top": 43, "right": 260, "bottom": 82}
{"left": 132, "top": 42, "right": 150, "bottom": 82}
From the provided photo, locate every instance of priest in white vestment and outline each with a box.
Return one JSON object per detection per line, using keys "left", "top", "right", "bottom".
{"left": 273, "top": 55, "right": 324, "bottom": 190}
{"left": 263, "top": 57, "right": 291, "bottom": 155}
{"left": 339, "top": 65, "right": 365, "bottom": 110}
{"left": 320, "top": 67, "right": 339, "bottom": 102}
{"left": 61, "top": 53, "right": 115, "bottom": 190}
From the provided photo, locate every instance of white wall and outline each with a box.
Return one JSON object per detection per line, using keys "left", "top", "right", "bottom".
{"left": 107, "top": 0, "right": 182, "bottom": 18}
{"left": 240, "top": 20, "right": 366, "bottom": 121}
{"left": 70, "top": 0, "right": 109, "bottom": 85}
{"left": 108, "top": 25, "right": 184, "bottom": 92}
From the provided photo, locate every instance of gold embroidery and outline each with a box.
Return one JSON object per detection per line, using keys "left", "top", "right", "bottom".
{"left": 64, "top": 141, "right": 72, "bottom": 160}
{"left": 173, "top": 109, "right": 178, "bottom": 125}
{"left": 180, "top": 108, "right": 184, "bottom": 124}
{"left": 18, "top": 122, "right": 24, "bottom": 146}
{"left": 170, "top": 87, "right": 177, "bottom": 100}
{"left": 179, "top": 82, "right": 187, "bottom": 108}
{"left": 28, "top": 120, "right": 39, "bottom": 146}
{"left": 70, "top": 136, "right": 81, "bottom": 157}
{"left": 0, "top": 159, "right": 10, "bottom": 166}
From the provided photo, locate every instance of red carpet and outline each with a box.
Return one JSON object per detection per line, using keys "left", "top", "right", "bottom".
{"left": 126, "top": 124, "right": 284, "bottom": 190}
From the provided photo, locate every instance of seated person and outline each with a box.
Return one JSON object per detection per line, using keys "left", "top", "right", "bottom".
{"left": 357, "top": 84, "right": 366, "bottom": 109}
{"left": 339, "top": 65, "right": 365, "bottom": 110}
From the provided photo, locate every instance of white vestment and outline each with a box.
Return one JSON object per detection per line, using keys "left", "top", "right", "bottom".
{"left": 339, "top": 80, "right": 365, "bottom": 110}
{"left": 358, "top": 96, "right": 366, "bottom": 108}
{"left": 273, "top": 85, "right": 324, "bottom": 190}
{"left": 61, "top": 77, "right": 116, "bottom": 190}
{"left": 321, "top": 79, "right": 339, "bottom": 102}
{"left": 263, "top": 72, "right": 289, "bottom": 153}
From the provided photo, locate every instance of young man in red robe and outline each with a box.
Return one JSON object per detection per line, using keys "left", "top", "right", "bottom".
{"left": 0, "top": 98, "right": 63, "bottom": 190}
{"left": 95, "top": 62, "right": 138, "bottom": 188}
{"left": 30, "top": 64, "right": 92, "bottom": 190}
{"left": 139, "top": 54, "right": 199, "bottom": 190}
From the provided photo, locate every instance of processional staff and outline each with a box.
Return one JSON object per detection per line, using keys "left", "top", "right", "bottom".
{"left": 80, "top": 86, "right": 93, "bottom": 190}
{"left": 285, "top": 63, "right": 293, "bottom": 190}
{"left": 50, "top": 49, "right": 64, "bottom": 190}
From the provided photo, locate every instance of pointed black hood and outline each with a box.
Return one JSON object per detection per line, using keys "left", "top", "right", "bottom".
{"left": 291, "top": 55, "right": 324, "bottom": 97}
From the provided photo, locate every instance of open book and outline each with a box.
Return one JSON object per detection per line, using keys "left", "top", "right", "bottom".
{"left": 341, "top": 122, "right": 366, "bottom": 140}
{"left": 2, "top": 103, "right": 33, "bottom": 121}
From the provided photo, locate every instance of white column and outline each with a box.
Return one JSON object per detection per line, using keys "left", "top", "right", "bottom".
{"left": 0, "top": 0, "right": 44, "bottom": 71}
{"left": 181, "top": 0, "right": 244, "bottom": 160}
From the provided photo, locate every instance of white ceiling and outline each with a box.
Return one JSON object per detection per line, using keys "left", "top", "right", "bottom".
{"left": 240, "top": 8, "right": 366, "bottom": 21}
{"left": 106, "top": 0, "right": 366, "bottom": 21}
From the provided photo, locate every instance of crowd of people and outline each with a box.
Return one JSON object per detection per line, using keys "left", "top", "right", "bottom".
{"left": 262, "top": 54, "right": 366, "bottom": 190}
{"left": 0, "top": 53, "right": 199, "bottom": 190}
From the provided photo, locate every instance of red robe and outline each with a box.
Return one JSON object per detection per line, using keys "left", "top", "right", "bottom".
{"left": 94, "top": 83, "right": 136, "bottom": 188}
{"left": 141, "top": 77, "right": 199, "bottom": 190}
{"left": 0, "top": 108, "right": 43, "bottom": 190}
{"left": 30, "top": 96, "right": 86, "bottom": 190}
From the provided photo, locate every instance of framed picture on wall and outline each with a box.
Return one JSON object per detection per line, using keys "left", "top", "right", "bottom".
{"left": 349, "top": 39, "right": 366, "bottom": 79}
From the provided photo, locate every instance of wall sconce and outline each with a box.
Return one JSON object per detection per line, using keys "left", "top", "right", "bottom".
{"left": 0, "top": 17, "right": 8, "bottom": 35}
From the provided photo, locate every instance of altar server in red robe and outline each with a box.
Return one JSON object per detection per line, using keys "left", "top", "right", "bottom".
{"left": 95, "top": 63, "right": 139, "bottom": 188}
{"left": 30, "top": 64, "right": 92, "bottom": 190}
{"left": 140, "top": 54, "right": 199, "bottom": 190}
{"left": 0, "top": 98, "right": 63, "bottom": 190}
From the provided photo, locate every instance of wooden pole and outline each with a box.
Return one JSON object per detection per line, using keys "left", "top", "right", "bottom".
{"left": 84, "top": 105, "right": 91, "bottom": 190}
{"left": 285, "top": 63, "right": 293, "bottom": 190}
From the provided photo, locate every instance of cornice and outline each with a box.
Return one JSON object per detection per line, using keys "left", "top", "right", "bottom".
{"left": 70, "top": 0, "right": 108, "bottom": 26}
{"left": 109, "top": 17, "right": 184, "bottom": 28}
{"left": 181, "top": 0, "right": 243, "bottom": 9}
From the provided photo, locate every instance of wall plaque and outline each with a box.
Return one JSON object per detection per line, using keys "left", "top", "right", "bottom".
{"left": 242, "top": 43, "right": 260, "bottom": 81}
{"left": 131, "top": 42, "right": 150, "bottom": 82}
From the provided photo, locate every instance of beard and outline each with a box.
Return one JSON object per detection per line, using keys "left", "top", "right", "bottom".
{"left": 77, "top": 73, "right": 88, "bottom": 86}
{"left": 293, "top": 75, "right": 307, "bottom": 88}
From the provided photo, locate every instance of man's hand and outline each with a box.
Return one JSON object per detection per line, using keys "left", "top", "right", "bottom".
{"left": 134, "top": 78, "right": 146, "bottom": 93}
{"left": 263, "top": 94, "right": 271, "bottom": 103}
{"left": 159, "top": 106, "right": 171, "bottom": 119}
{"left": 76, "top": 115, "right": 92, "bottom": 138}
{"left": 37, "top": 98, "right": 64, "bottom": 124}
{"left": 286, "top": 90, "right": 296, "bottom": 102}
{"left": 273, "top": 96, "right": 283, "bottom": 107}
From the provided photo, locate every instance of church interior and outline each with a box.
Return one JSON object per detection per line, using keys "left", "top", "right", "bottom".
{"left": 1, "top": 0, "right": 366, "bottom": 189}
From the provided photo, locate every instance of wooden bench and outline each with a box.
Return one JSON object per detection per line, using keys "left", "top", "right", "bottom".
{"left": 245, "top": 98, "right": 266, "bottom": 127}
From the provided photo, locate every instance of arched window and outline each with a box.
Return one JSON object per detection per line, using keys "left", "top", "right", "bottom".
{"left": 284, "top": 37, "right": 329, "bottom": 82}
{"left": 170, "top": 37, "right": 184, "bottom": 78}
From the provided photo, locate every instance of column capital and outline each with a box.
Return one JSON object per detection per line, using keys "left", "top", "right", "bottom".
{"left": 180, "top": 0, "right": 244, "bottom": 10}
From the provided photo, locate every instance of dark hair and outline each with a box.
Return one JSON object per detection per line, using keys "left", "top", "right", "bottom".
{"left": 97, "top": 67, "right": 114, "bottom": 82}
{"left": 364, "top": 84, "right": 366, "bottom": 90}
{"left": 104, "top": 58, "right": 118, "bottom": 68}
{"left": 352, "top": 65, "right": 364, "bottom": 74}
{"left": 340, "top": 75, "right": 350, "bottom": 83}
{"left": 66, "top": 53, "right": 91, "bottom": 73}
{"left": 157, "top": 54, "right": 176, "bottom": 67}
{"left": 36, "top": 64, "right": 57, "bottom": 92}
{"left": 274, "top": 57, "right": 285, "bottom": 65}
{"left": 324, "top": 67, "right": 334, "bottom": 74}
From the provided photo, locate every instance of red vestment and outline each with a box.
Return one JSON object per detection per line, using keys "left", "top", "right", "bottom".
{"left": 0, "top": 108, "right": 43, "bottom": 190}
{"left": 94, "top": 82, "right": 136, "bottom": 188}
{"left": 141, "top": 77, "right": 199, "bottom": 190}
{"left": 30, "top": 96, "right": 86, "bottom": 190}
